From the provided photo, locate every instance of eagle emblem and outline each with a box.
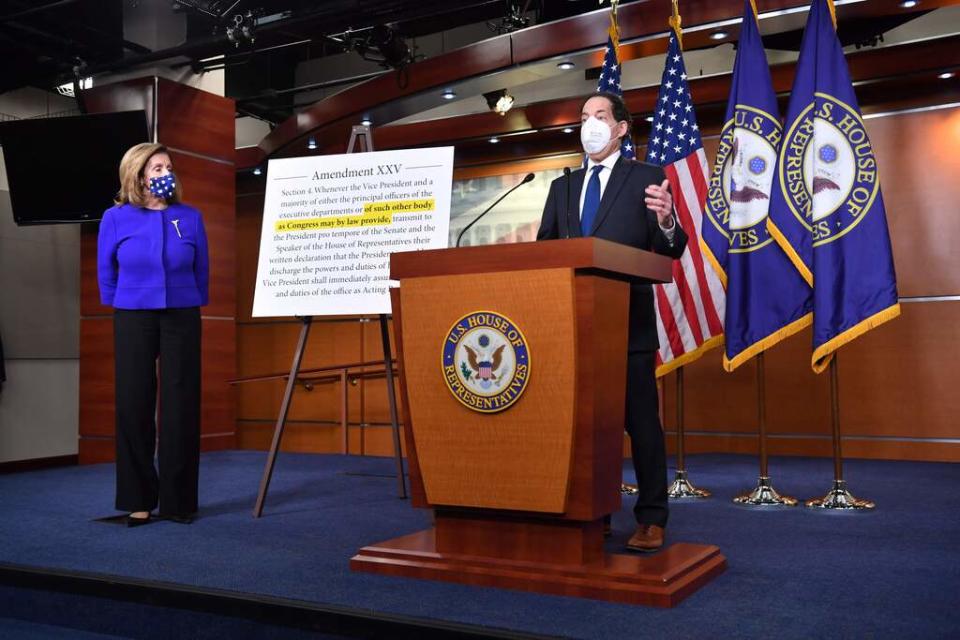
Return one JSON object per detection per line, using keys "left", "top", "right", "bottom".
{"left": 464, "top": 342, "right": 506, "bottom": 389}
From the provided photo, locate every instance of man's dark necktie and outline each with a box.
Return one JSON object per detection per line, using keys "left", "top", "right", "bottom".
{"left": 580, "top": 165, "right": 604, "bottom": 236}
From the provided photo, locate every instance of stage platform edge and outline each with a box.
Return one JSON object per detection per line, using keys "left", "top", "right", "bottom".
{"left": 351, "top": 529, "right": 727, "bottom": 607}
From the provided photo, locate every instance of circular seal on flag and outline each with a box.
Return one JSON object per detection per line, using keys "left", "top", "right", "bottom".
{"left": 706, "top": 105, "right": 780, "bottom": 253}
{"left": 779, "top": 94, "right": 880, "bottom": 246}
{"left": 441, "top": 311, "right": 531, "bottom": 414}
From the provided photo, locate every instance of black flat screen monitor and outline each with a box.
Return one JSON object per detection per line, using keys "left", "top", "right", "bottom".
{"left": 0, "top": 110, "right": 150, "bottom": 225}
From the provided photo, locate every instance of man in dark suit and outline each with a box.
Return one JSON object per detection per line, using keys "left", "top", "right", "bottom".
{"left": 536, "top": 91, "right": 687, "bottom": 552}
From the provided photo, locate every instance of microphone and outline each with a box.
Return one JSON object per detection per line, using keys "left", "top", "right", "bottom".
{"left": 456, "top": 172, "right": 534, "bottom": 248}
{"left": 563, "top": 167, "right": 573, "bottom": 238}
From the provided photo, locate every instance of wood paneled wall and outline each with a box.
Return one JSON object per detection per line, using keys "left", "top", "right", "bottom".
{"left": 235, "top": 106, "right": 960, "bottom": 463}
{"left": 79, "top": 78, "right": 237, "bottom": 463}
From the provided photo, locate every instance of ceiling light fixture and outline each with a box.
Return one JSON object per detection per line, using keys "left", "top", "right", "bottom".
{"left": 441, "top": 89, "right": 456, "bottom": 100}
{"left": 253, "top": 167, "right": 262, "bottom": 176}
{"left": 484, "top": 89, "right": 515, "bottom": 116}
{"left": 307, "top": 137, "right": 317, "bottom": 150}
{"left": 354, "top": 24, "right": 413, "bottom": 69}
{"left": 899, "top": 0, "right": 919, "bottom": 8}
{"left": 710, "top": 30, "right": 729, "bottom": 41}
{"left": 489, "top": 136, "right": 500, "bottom": 144}
{"left": 360, "top": 117, "right": 373, "bottom": 127}
{"left": 557, "top": 61, "right": 575, "bottom": 70}
{"left": 562, "top": 127, "right": 574, "bottom": 134}
{"left": 938, "top": 71, "right": 955, "bottom": 79}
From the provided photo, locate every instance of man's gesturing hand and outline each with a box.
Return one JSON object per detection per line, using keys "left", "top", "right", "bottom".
{"left": 645, "top": 179, "right": 675, "bottom": 228}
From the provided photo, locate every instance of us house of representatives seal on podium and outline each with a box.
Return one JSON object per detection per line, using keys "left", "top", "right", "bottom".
{"left": 441, "top": 311, "right": 531, "bottom": 414}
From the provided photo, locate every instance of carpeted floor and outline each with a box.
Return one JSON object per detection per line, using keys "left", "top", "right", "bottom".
{"left": 0, "top": 450, "right": 958, "bottom": 638}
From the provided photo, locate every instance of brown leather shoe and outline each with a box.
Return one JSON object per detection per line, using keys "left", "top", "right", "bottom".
{"left": 626, "top": 524, "right": 664, "bottom": 552}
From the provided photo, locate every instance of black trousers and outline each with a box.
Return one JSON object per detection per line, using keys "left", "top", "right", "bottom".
{"left": 625, "top": 350, "right": 668, "bottom": 528}
{"left": 113, "top": 307, "right": 201, "bottom": 516}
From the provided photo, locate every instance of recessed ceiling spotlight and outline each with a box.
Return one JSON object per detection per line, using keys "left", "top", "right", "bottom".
{"left": 710, "top": 30, "right": 729, "bottom": 41}
{"left": 899, "top": 0, "right": 919, "bottom": 8}
{"left": 938, "top": 71, "right": 955, "bottom": 79}
{"left": 441, "top": 89, "right": 456, "bottom": 100}
{"left": 645, "top": 116, "right": 654, "bottom": 122}
{"left": 307, "top": 137, "right": 317, "bottom": 150}
{"left": 360, "top": 117, "right": 373, "bottom": 127}
{"left": 557, "top": 61, "right": 575, "bottom": 70}
{"left": 489, "top": 136, "right": 500, "bottom": 144}
{"left": 562, "top": 127, "right": 574, "bottom": 134}
{"left": 253, "top": 167, "right": 262, "bottom": 176}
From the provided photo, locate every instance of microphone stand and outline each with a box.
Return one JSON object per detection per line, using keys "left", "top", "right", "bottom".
{"left": 456, "top": 173, "right": 534, "bottom": 248}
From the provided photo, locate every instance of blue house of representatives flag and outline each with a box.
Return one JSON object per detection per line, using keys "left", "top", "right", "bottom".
{"left": 702, "top": 0, "right": 812, "bottom": 371}
{"left": 767, "top": 0, "right": 899, "bottom": 373}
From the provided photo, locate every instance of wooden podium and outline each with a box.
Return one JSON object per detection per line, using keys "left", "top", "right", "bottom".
{"left": 350, "top": 238, "right": 726, "bottom": 607}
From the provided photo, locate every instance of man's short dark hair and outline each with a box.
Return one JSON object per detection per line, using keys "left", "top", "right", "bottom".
{"left": 580, "top": 91, "right": 633, "bottom": 136}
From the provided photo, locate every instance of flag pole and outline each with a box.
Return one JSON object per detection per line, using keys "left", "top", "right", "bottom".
{"left": 806, "top": 354, "right": 875, "bottom": 509}
{"left": 734, "top": 352, "right": 797, "bottom": 506}
{"left": 667, "top": 366, "right": 710, "bottom": 498}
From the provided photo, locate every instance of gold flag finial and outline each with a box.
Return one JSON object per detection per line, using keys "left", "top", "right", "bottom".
{"left": 669, "top": 0, "right": 683, "bottom": 47}
{"left": 607, "top": 0, "right": 621, "bottom": 54}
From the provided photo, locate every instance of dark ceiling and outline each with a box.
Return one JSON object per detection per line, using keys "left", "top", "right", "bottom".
{"left": 1, "top": 0, "right": 127, "bottom": 94}
{"left": 1, "top": 0, "right": 627, "bottom": 119}
{"left": 1, "top": 0, "right": 943, "bottom": 126}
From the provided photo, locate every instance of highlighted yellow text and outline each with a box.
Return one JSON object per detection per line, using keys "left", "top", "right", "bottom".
{"left": 275, "top": 211, "right": 393, "bottom": 233}
{"left": 362, "top": 198, "right": 434, "bottom": 214}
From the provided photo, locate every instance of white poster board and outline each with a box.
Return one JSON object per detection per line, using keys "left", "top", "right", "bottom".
{"left": 252, "top": 147, "right": 454, "bottom": 317}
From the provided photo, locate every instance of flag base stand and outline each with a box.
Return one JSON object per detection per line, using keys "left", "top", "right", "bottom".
{"left": 667, "top": 469, "right": 711, "bottom": 498}
{"left": 620, "top": 483, "right": 638, "bottom": 495}
{"left": 665, "top": 368, "right": 711, "bottom": 500}
{"left": 733, "top": 476, "right": 797, "bottom": 506}
{"left": 806, "top": 359, "right": 875, "bottom": 511}
{"left": 734, "top": 355, "right": 796, "bottom": 507}
{"left": 805, "top": 479, "right": 875, "bottom": 510}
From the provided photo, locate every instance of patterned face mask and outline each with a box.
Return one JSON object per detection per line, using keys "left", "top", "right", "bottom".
{"left": 148, "top": 173, "right": 176, "bottom": 199}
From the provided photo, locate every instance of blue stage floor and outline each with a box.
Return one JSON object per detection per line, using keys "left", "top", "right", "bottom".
{"left": 1, "top": 450, "right": 958, "bottom": 638}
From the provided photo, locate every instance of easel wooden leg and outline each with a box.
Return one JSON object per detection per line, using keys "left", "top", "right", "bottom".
{"left": 253, "top": 316, "right": 312, "bottom": 518}
{"left": 380, "top": 314, "right": 407, "bottom": 499}
{"left": 340, "top": 369, "right": 349, "bottom": 455}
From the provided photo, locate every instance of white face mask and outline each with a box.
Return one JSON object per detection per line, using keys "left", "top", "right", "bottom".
{"left": 580, "top": 116, "right": 613, "bottom": 155}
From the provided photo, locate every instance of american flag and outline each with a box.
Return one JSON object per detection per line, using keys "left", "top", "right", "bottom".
{"left": 597, "top": 16, "right": 636, "bottom": 159}
{"left": 645, "top": 28, "right": 725, "bottom": 376}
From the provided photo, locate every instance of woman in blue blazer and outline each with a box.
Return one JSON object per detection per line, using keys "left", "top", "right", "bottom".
{"left": 98, "top": 142, "right": 209, "bottom": 527}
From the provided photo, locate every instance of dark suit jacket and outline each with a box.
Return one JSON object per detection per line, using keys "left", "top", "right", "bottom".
{"left": 536, "top": 157, "right": 688, "bottom": 352}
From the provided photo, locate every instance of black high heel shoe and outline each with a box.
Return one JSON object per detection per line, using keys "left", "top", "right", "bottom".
{"left": 126, "top": 513, "right": 152, "bottom": 528}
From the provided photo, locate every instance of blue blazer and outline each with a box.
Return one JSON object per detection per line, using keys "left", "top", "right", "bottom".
{"left": 537, "top": 157, "right": 688, "bottom": 352}
{"left": 98, "top": 202, "right": 209, "bottom": 310}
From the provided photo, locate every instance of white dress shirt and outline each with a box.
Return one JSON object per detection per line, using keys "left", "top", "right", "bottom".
{"left": 578, "top": 150, "right": 676, "bottom": 241}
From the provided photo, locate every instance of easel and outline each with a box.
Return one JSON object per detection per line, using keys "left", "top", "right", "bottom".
{"left": 253, "top": 125, "right": 407, "bottom": 518}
